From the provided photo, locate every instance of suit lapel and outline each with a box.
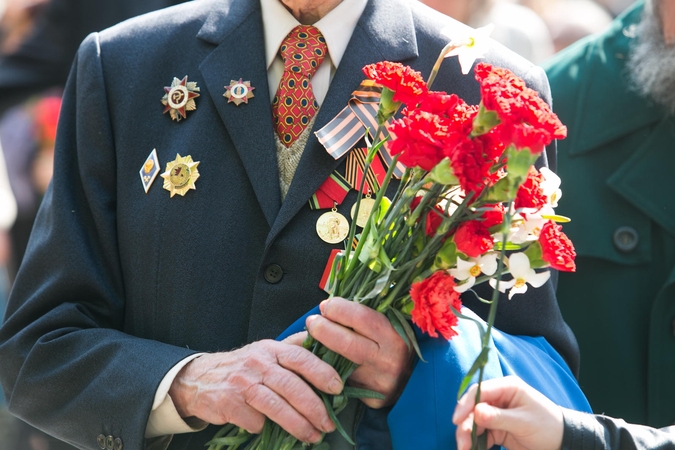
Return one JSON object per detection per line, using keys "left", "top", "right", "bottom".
{"left": 266, "top": 0, "right": 418, "bottom": 245}
{"left": 197, "top": 0, "right": 281, "bottom": 227}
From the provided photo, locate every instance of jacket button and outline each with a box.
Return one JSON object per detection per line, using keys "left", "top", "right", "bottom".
{"left": 106, "top": 436, "right": 114, "bottom": 450}
{"left": 264, "top": 264, "right": 284, "bottom": 284}
{"left": 114, "top": 438, "right": 123, "bottom": 450}
{"left": 613, "top": 226, "right": 639, "bottom": 252}
{"left": 97, "top": 435, "right": 106, "bottom": 449}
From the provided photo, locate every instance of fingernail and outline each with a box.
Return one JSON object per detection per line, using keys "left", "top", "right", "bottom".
{"left": 322, "top": 416, "right": 335, "bottom": 433}
{"left": 319, "top": 299, "right": 330, "bottom": 314}
{"left": 306, "top": 315, "right": 318, "bottom": 329}
{"left": 306, "top": 430, "right": 322, "bottom": 443}
{"left": 328, "top": 377, "right": 343, "bottom": 395}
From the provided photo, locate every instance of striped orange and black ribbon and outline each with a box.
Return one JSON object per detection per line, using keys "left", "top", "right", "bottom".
{"left": 315, "top": 80, "right": 404, "bottom": 178}
{"left": 345, "top": 147, "right": 387, "bottom": 194}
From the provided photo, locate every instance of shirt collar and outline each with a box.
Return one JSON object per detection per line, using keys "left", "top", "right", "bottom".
{"left": 260, "top": 0, "right": 368, "bottom": 70}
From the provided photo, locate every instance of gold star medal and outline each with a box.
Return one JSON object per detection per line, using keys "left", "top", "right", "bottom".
{"left": 223, "top": 79, "right": 255, "bottom": 105}
{"left": 161, "top": 154, "right": 200, "bottom": 197}
{"left": 161, "top": 76, "right": 200, "bottom": 121}
{"left": 139, "top": 148, "right": 160, "bottom": 193}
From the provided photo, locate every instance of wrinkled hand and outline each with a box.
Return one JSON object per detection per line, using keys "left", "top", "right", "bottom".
{"left": 305, "top": 297, "right": 413, "bottom": 408}
{"left": 169, "top": 340, "right": 344, "bottom": 444}
{"left": 452, "top": 376, "right": 564, "bottom": 450}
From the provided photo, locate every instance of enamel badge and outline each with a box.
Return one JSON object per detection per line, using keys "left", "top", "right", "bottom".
{"left": 162, "top": 76, "right": 200, "bottom": 121}
{"left": 161, "top": 154, "right": 200, "bottom": 197}
{"left": 139, "top": 149, "right": 160, "bottom": 193}
{"left": 223, "top": 79, "right": 255, "bottom": 105}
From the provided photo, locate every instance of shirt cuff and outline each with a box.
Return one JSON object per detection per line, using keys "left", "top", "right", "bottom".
{"left": 145, "top": 353, "right": 208, "bottom": 438}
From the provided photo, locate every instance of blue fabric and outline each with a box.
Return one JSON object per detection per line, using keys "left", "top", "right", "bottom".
{"left": 276, "top": 307, "right": 592, "bottom": 450}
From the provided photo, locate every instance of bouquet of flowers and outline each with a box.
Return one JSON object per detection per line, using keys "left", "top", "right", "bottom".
{"left": 209, "top": 27, "right": 575, "bottom": 450}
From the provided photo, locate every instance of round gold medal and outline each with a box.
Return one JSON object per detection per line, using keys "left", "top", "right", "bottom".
{"left": 351, "top": 197, "right": 377, "bottom": 228}
{"left": 316, "top": 210, "right": 350, "bottom": 244}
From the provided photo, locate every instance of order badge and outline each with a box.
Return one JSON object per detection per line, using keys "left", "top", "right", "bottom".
{"left": 161, "top": 154, "right": 200, "bottom": 197}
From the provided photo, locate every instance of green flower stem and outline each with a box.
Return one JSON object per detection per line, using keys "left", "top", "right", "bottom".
{"left": 340, "top": 152, "right": 400, "bottom": 286}
{"left": 427, "top": 39, "right": 471, "bottom": 89}
{"left": 471, "top": 201, "right": 513, "bottom": 450}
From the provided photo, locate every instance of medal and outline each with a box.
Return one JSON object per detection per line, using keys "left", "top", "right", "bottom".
{"left": 160, "top": 154, "right": 200, "bottom": 197}
{"left": 316, "top": 203, "right": 350, "bottom": 244}
{"left": 351, "top": 194, "right": 376, "bottom": 228}
{"left": 161, "top": 76, "right": 200, "bottom": 122}
{"left": 139, "top": 149, "right": 160, "bottom": 193}
{"left": 224, "top": 79, "right": 255, "bottom": 105}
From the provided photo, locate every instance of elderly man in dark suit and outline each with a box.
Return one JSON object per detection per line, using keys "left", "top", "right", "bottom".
{"left": 0, "top": 0, "right": 579, "bottom": 449}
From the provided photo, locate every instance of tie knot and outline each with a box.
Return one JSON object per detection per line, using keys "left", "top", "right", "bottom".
{"left": 279, "top": 25, "right": 327, "bottom": 77}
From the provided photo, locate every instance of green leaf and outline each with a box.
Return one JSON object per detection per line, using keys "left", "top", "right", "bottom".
{"left": 474, "top": 430, "right": 488, "bottom": 450}
{"left": 320, "top": 392, "right": 355, "bottom": 445}
{"left": 259, "top": 420, "right": 273, "bottom": 450}
{"left": 342, "top": 386, "right": 386, "bottom": 400}
{"left": 386, "top": 308, "right": 411, "bottom": 349}
{"left": 428, "top": 158, "right": 459, "bottom": 185}
{"left": 492, "top": 241, "right": 524, "bottom": 251}
{"left": 457, "top": 347, "right": 490, "bottom": 400}
{"left": 541, "top": 214, "right": 571, "bottom": 223}
{"left": 389, "top": 308, "right": 425, "bottom": 363}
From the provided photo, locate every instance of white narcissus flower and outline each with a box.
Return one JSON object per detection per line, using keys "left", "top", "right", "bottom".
{"left": 489, "top": 252, "right": 550, "bottom": 299}
{"left": 539, "top": 167, "right": 562, "bottom": 208}
{"left": 449, "top": 253, "right": 498, "bottom": 293}
{"left": 441, "top": 24, "right": 494, "bottom": 75}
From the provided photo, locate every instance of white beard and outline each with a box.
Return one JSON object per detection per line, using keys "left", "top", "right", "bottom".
{"left": 626, "top": 1, "right": 675, "bottom": 115}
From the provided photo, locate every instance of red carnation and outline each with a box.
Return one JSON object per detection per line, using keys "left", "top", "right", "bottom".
{"left": 539, "top": 221, "right": 576, "bottom": 272}
{"left": 453, "top": 220, "right": 493, "bottom": 258}
{"left": 411, "top": 197, "right": 446, "bottom": 237}
{"left": 474, "top": 62, "right": 566, "bottom": 152}
{"left": 479, "top": 203, "right": 505, "bottom": 228}
{"left": 388, "top": 110, "right": 449, "bottom": 171}
{"left": 515, "top": 167, "right": 548, "bottom": 211}
{"left": 410, "top": 271, "right": 462, "bottom": 340}
{"left": 363, "top": 61, "right": 428, "bottom": 106}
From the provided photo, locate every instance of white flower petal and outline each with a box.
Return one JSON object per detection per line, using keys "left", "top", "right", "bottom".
{"left": 449, "top": 258, "right": 474, "bottom": 280}
{"left": 443, "top": 24, "right": 494, "bottom": 74}
{"left": 527, "top": 270, "right": 551, "bottom": 289}
{"left": 479, "top": 253, "right": 498, "bottom": 276}
{"left": 508, "top": 253, "right": 532, "bottom": 279}
{"left": 508, "top": 284, "right": 528, "bottom": 300}
{"left": 453, "top": 277, "right": 476, "bottom": 293}
{"left": 490, "top": 277, "right": 514, "bottom": 293}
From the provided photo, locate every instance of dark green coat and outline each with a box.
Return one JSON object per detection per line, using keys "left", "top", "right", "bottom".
{"left": 543, "top": 1, "right": 675, "bottom": 428}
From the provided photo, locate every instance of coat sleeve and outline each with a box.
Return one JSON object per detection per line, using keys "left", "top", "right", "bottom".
{"left": 0, "top": 33, "right": 197, "bottom": 450}
{"left": 562, "top": 409, "right": 675, "bottom": 450}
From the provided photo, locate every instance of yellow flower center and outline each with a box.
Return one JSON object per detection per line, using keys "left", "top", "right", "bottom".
{"left": 514, "top": 278, "right": 526, "bottom": 289}
{"left": 469, "top": 265, "right": 482, "bottom": 277}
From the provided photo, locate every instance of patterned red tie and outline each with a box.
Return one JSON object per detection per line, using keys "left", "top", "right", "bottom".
{"left": 272, "top": 25, "right": 328, "bottom": 147}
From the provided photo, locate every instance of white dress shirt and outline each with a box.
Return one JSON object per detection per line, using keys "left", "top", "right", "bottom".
{"left": 145, "top": 0, "right": 367, "bottom": 439}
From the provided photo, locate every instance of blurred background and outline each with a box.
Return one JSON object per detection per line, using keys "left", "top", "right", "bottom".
{"left": 0, "top": 0, "right": 631, "bottom": 448}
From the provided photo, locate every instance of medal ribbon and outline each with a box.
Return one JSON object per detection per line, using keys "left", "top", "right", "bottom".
{"left": 315, "top": 80, "right": 404, "bottom": 178}
{"left": 308, "top": 170, "right": 351, "bottom": 210}
{"left": 345, "top": 147, "right": 388, "bottom": 195}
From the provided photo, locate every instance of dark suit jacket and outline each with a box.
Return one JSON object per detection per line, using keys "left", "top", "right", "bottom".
{"left": 0, "top": 0, "right": 579, "bottom": 448}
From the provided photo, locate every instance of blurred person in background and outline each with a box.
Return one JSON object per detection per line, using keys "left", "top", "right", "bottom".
{"left": 543, "top": 0, "right": 675, "bottom": 429}
{"left": 420, "top": 0, "right": 555, "bottom": 63}
{"left": 541, "top": 0, "right": 613, "bottom": 52}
